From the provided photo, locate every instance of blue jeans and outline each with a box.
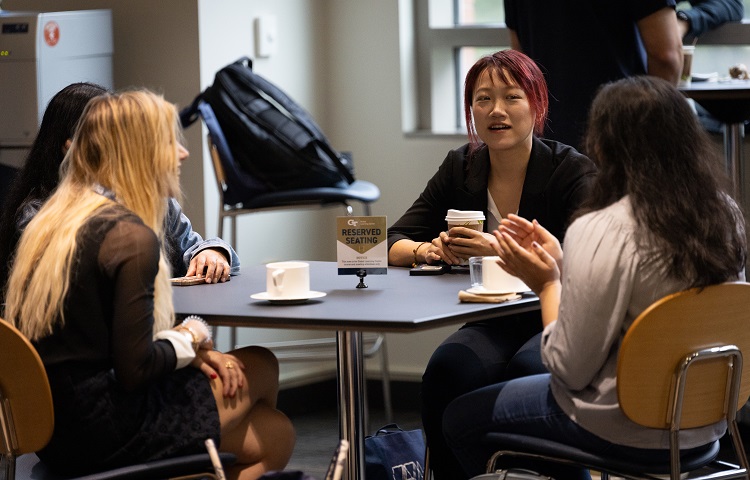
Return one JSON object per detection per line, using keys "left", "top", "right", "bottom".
{"left": 443, "top": 374, "right": 678, "bottom": 479}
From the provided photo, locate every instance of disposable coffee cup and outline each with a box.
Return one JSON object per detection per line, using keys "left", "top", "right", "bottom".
{"left": 445, "top": 209, "right": 485, "bottom": 232}
{"left": 266, "top": 261, "right": 310, "bottom": 298}
{"left": 680, "top": 45, "right": 695, "bottom": 86}
{"left": 481, "top": 256, "right": 528, "bottom": 293}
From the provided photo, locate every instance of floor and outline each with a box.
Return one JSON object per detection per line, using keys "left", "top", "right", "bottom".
{"left": 279, "top": 378, "right": 423, "bottom": 479}
{"left": 285, "top": 406, "right": 423, "bottom": 479}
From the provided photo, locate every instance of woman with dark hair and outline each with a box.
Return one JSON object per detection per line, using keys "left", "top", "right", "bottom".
{"left": 0, "top": 83, "right": 239, "bottom": 303}
{"left": 443, "top": 75, "right": 747, "bottom": 479}
{"left": 386, "top": 50, "right": 597, "bottom": 479}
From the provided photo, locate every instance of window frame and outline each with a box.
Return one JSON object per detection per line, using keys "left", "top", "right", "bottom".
{"left": 403, "top": 0, "right": 750, "bottom": 136}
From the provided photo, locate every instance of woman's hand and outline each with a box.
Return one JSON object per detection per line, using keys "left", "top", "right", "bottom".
{"left": 421, "top": 236, "right": 460, "bottom": 265}
{"left": 186, "top": 248, "right": 231, "bottom": 284}
{"left": 441, "top": 227, "right": 498, "bottom": 261}
{"left": 493, "top": 230, "right": 560, "bottom": 296}
{"left": 499, "top": 215, "right": 563, "bottom": 271}
{"left": 191, "top": 349, "right": 245, "bottom": 397}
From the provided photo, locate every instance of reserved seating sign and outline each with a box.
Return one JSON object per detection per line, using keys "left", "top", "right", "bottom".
{"left": 336, "top": 216, "right": 388, "bottom": 275}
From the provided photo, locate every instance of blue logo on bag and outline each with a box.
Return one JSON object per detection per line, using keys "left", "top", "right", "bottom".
{"left": 391, "top": 461, "right": 424, "bottom": 480}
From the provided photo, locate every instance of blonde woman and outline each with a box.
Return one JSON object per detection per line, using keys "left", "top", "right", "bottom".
{"left": 3, "top": 90, "right": 294, "bottom": 480}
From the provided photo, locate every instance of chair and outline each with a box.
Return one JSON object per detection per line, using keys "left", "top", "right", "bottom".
{"left": 195, "top": 101, "right": 391, "bottom": 422}
{"left": 480, "top": 282, "right": 750, "bottom": 480}
{"left": 0, "top": 318, "right": 235, "bottom": 480}
{"left": 199, "top": 99, "right": 380, "bottom": 250}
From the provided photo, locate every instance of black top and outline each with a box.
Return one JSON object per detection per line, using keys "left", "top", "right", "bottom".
{"left": 34, "top": 204, "right": 176, "bottom": 389}
{"left": 32, "top": 204, "right": 220, "bottom": 475}
{"left": 504, "top": 0, "right": 675, "bottom": 150}
{"left": 387, "top": 137, "right": 597, "bottom": 248}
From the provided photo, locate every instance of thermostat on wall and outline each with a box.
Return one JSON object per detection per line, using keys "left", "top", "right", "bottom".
{"left": 254, "top": 15, "right": 277, "bottom": 58}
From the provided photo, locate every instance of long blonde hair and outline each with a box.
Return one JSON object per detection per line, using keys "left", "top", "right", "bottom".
{"left": 5, "top": 90, "right": 182, "bottom": 340}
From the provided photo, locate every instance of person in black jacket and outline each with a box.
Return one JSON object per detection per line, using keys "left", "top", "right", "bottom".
{"left": 387, "top": 50, "right": 597, "bottom": 480}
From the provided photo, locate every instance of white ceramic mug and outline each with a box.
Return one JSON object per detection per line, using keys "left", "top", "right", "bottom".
{"left": 481, "top": 256, "right": 528, "bottom": 293}
{"left": 266, "top": 261, "right": 310, "bottom": 298}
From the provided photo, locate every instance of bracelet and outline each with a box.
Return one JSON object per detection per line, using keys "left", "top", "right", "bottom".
{"left": 174, "top": 325, "right": 200, "bottom": 352}
{"left": 182, "top": 315, "right": 212, "bottom": 347}
{"left": 412, "top": 242, "right": 429, "bottom": 268}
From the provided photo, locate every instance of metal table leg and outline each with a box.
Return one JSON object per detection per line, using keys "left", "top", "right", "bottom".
{"left": 724, "top": 122, "right": 746, "bottom": 206}
{"left": 337, "top": 331, "right": 366, "bottom": 480}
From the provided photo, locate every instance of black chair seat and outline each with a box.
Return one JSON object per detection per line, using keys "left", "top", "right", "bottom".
{"left": 483, "top": 432, "right": 719, "bottom": 476}
{"left": 12, "top": 452, "right": 237, "bottom": 480}
{"left": 240, "top": 179, "right": 380, "bottom": 210}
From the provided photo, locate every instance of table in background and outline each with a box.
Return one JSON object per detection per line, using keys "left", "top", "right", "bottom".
{"left": 680, "top": 79, "right": 750, "bottom": 205}
{"left": 173, "top": 261, "right": 539, "bottom": 480}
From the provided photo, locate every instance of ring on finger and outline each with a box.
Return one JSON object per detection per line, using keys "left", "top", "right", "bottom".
{"left": 225, "top": 361, "right": 234, "bottom": 369}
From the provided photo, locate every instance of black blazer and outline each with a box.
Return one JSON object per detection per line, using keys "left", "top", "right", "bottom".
{"left": 387, "top": 137, "right": 597, "bottom": 249}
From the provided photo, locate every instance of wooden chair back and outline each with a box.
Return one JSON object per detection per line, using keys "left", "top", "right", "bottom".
{"left": 0, "top": 318, "right": 54, "bottom": 456}
{"left": 617, "top": 282, "right": 750, "bottom": 429}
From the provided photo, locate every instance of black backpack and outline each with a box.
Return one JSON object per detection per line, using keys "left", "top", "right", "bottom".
{"left": 181, "top": 57, "right": 355, "bottom": 198}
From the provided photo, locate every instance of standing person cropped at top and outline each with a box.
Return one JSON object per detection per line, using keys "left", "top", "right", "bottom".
{"left": 505, "top": 0, "right": 683, "bottom": 151}
{"left": 0, "top": 83, "right": 238, "bottom": 305}
{"left": 2, "top": 90, "right": 295, "bottom": 479}
{"left": 443, "top": 75, "right": 747, "bottom": 479}
{"left": 677, "top": 0, "right": 744, "bottom": 41}
{"left": 387, "top": 50, "right": 597, "bottom": 480}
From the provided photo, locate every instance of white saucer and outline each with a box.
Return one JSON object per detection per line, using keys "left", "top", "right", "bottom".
{"left": 466, "top": 286, "right": 525, "bottom": 296}
{"left": 250, "top": 291, "right": 327, "bottom": 305}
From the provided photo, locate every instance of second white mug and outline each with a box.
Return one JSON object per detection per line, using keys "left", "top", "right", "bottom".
{"left": 481, "top": 256, "right": 528, "bottom": 293}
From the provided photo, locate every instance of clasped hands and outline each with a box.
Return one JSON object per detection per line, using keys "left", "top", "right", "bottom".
{"left": 422, "top": 227, "right": 497, "bottom": 265}
{"left": 421, "top": 214, "right": 563, "bottom": 295}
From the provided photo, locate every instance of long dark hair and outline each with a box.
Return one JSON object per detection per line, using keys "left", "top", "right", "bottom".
{"left": 582, "top": 75, "right": 746, "bottom": 287}
{"left": 0, "top": 82, "right": 108, "bottom": 299}
{"left": 464, "top": 49, "right": 549, "bottom": 156}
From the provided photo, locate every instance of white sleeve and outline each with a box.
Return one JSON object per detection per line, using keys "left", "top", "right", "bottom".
{"left": 154, "top": 329, "right": 196, "bottom": 369}
{"left": 541, "top": 207, "right": 638, "bottom": 391}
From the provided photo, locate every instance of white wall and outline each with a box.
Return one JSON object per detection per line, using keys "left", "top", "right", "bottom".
{"left": 2, "top": 0, "right": 464, "bottom": 384}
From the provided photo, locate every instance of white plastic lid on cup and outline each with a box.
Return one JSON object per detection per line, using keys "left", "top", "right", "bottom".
{"left": 445, "top": 209, "right": 485, "bottom": 223}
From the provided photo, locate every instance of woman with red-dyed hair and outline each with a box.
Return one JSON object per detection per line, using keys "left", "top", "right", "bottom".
{"left": 387, "top": 49, "right": 597, "bottom": 479}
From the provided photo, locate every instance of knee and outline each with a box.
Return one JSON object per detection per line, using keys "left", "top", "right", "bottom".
{"left": 422, "top": 343, "right": 482, "bottom": 403}
{"left": 236, "top": 346, "right": 280, "bottom": 375}
{"left": 268, "top": 408, "right": 296, "bottom": 465}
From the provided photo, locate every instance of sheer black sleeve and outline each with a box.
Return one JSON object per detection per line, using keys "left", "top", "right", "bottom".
{"left": 98, "top": 218, "right": 177, "bottom": 391}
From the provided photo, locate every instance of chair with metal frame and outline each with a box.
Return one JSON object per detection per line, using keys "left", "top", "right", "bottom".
{"left": 478, "top": 282, "right": 750, "bottom": 480}
{"left": 194, "top": 100, "right": 391, "bottom": 421}
{"left": 0, "top": 318, "right": 235, "bottom": 480}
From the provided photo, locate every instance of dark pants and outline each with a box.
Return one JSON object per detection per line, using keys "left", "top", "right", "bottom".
{"left": 420, "top": 313, "right": 546, "bottom": 479}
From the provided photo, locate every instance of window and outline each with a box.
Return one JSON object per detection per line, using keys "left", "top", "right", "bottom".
{"left": 403, "top": 0, "right": 750, "bottom": 136}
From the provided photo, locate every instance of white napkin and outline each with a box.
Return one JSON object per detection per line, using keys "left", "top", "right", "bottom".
{"left": 458, "top": 290, "right": 521, "bottom": 303}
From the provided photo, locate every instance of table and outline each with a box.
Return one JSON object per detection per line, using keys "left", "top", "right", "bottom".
{"left": 173, "top": 261, "right": 539, "bottom": 480}
{"left": 679, "top": 79, "right": 750, "bottom": 205}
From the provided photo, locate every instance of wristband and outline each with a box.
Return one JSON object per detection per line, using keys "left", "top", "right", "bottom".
{"left": 182, "top": 315, "right": 212, "bottom": 347}
{"left": 174, "top": 326, "right": 200, "bottom": 352}
{"left": 412, "top": 242, "right": 429, "bottom": 267}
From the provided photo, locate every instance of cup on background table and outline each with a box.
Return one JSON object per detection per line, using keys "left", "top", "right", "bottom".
{"left": 266, "top": 261, "right": 310, "bottom": 299}
{"left": 680, "top": 45, "right": 695, "bottom": 87}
